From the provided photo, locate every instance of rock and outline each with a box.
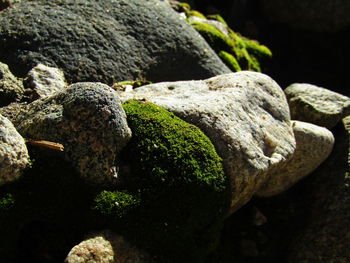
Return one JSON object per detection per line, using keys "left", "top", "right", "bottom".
{"left": 285, "top": 83, "right": 350, "bottom": 129}
{"left": 65, "top": 231, "right": 152, "bottom": 263}
{"left": 287, "top": 116, "right": 350, "bottom": 263}
{"left": 119, "top": 71, "right": 296, "bottom": 213}
{"left": 258, "top": 0, "right": 350, "bottom": 33}
{"left": 0, "top": 0, "right": 230, "bottom": 85}
{"left": 0, "top": 114, "right": 29, "bottom": 185}
{"left": 257, "top": 120, "right": 335, "bottom": 196}
{"left": 0, "top": 61, "right": 25, "bottom": 106}
{"left": 11, "top": 82, "right": 132, "bottom": 185}
{"left": 23, "top": 63, "right": 67, "bottom": 101}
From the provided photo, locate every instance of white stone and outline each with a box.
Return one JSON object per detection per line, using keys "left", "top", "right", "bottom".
{"left": 24, "top": 63, "right": 67, "bottom": 100}
{"left": 257, "top": 120, "right": 334, "bottom": 196}
{"left": 0, "top": 114, "right": 29, "bottom": 185}
{"left": 285, "top": 83, "right": 350, "bottom": 129}
{"left": 119, "top": 71, "right": 296, "bottom": 213}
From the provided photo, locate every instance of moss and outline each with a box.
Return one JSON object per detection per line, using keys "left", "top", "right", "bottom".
{"left": 243, "top": 37, "right": 272, "bottom": 60}
{"left": 0, "top": 193, "right": 15, "bottom": 211}
{"left": 93, "top": 100, "right": 228, "bottom": 262}
{"left": 219, "top": 51, "right": 242, "bottom": 72}
{"left": 185, "top": 10, "right": 207, "bottom": 19}
{"left": 206, "top": 14, "right": 228, "bottom": 26}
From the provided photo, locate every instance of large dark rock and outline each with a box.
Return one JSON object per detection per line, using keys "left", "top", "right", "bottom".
{"left": 0, "top": 0, "right": 230, "bottom": 85}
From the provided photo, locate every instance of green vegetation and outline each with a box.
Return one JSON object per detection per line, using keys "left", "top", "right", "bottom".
{"left": 93, "top": 100, "right": 228, "bottom": 262}
{"left": 0, "top": 193, "right": 14, "bottom": 211}
{"left": 219, "top": 50, "right": 242, "bottom": 72}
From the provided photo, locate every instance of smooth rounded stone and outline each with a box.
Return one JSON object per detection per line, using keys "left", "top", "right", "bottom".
{"left": 119, "top": 71, "right": 296, "bottom": 213}
{"left": 0, "top": 61, "right": 25, "bottom": 106}
{"left": 12, "top": 82, "right": 132, "bottom": 185}
{"left": 257, "top": 120, "right": 335, "bottom": 197}
{"left": 0, "top": 114, "right": 29, "bottom": 185}
{"left": 285, "top": 83, "right": 350, "bottom": 129}
{"left": 259, "top": 0, "right": 350, "bottom": 33}
{"left": 23, "top": 63, "right": 67, "bottom": 101}
{"left": 0, "top": 0, "right": 230, "bottom": 85}
{"left": 65, "top": 231, "right": 152, "bottom": 263}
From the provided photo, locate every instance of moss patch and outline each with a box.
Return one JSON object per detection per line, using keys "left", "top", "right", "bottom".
{"left": 94, "top": 100, "right": 228, "bottom": 262}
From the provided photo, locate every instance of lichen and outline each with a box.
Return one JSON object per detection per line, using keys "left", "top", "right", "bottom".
{"left": 93, "top": 100, "right": 228, "bottom": 262}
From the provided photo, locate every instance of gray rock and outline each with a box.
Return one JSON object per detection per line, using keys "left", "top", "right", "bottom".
{"left": 0, "top": 61, "right": 25, "bottom": 106}
{"left": 65, "top": 231, "right": 152, "bottom": 263}
{"left": 12, "top": 82, "right": 132, "bottom": 185}
{"left": 0, "top": 0, "right": 230, "bottom": 85}
{"left": 0, "top": 114, "right": 29, "bottom": 185}
{"left": 257, "top": 120, "right": 334, "bottom": 197}
{"left": 119, "top": 71, "right": 296, "bottom": 213}
{"left": 259, "top": 0, "right": 350, "bottom": 33}
{"left": 23, "top": 63, "right": 67, "bottom": 101}
{"left": 285, "top": 83, "right": 350, "bottom": 129}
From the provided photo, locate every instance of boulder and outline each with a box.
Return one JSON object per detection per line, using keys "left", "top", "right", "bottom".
{"left": 0, "top": 0, "right": 230, "bottom": 85}
{"left": 0, "top": 114, "right": 29, "bottom": 185}
{"left": 258, "top": 0, "right": 350, "bottom": 33}
{"left": 65, "top": 231, "right": 152, "bottom": 263}
{"left": 257, "top": 120, "right": 335, "bottom": 196}
{"left": 11, "top": 82, "right": 132, "bottom": 185}
{"left": 0, "top": 61, "right": 25, "bottom": 106}
{"left": 285, "top": 83, "right": 350, "bottom": 129}
{"left": 119, "top": 71, "right": 296, "bottom": 213}
{"left": 23, "top": 63, "right": 67, "bottom": 101}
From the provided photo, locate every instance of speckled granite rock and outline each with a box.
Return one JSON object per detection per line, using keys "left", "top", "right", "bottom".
{"left": 0, "top": 62, "right": 25, "bottom": 106}
{"left": 0, "top": 114, "right": 29, "bottom": 185}
{"left": 285, "top": 83, "right": 350, "bottom": 129}
{"left": 23, "top": 63, "right": 67, "bottom": 101}
{"left": 11, "top": 82, "right": 132, "bottom": 185}
{"left": 0, "top": 0, "right": 230, "bottom": 84}
{"left": 65, "top": 231, "right": 152, "bottom": 263}
{"left": 119, "top": 71, "right": 296, "bottom": 213}
{"left": 257, "top": 120, "right": 334, "bottom": 196}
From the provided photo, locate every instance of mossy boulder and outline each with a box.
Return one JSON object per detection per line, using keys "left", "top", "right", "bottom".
{"left": 181, "top": 6, "right": 272, "bottom": 72}
{"left": 93, "top": 100, "right": 228, "bottom": 262}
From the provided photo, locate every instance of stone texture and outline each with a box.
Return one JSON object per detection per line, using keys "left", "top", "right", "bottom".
{"left": 0, "top": 114, "right": 29, "bottom": 185}
{"left": 0, "top": 61, "right": 25, "bottom": 106}
{"left": 119, "top": 71, "right": 296, "bottom": 213}
{"left": 259, "top": 0, "right": 350, "bottom": 33}
{"left": 285, "top": 83, "right": 350, "bottom": 129}
{"left": 257, "top": 120, "right": 335, "bottom": 197}
{"left": 65, "top": 231, "right": 152, "bottom": 263}
{"left": 23, "top": 63, "right": 67, "bottom": 101}
{"left": 0, "top": 0, "right": 230, "bottom": 85}
{"left": 11, "top": 82, "right": 132, "bottom": 185}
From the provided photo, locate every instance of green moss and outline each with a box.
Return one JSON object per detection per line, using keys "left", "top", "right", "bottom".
{"left": 243, "top": 37, "right": 272, "bottom": 60}
{"left": 206, "top": 14, "right": 228, "bottom": 26}
{"left": 186, "top": 10, "right": 207, "bottom": 19}
{"left": 93, "top": 100, "right": 227, "bottom": 262}
{"left": 0, "top": 193, "right": 15, "bottom": 211}
{"left": 219, "top": 51, "right": 242, "bottom": 72}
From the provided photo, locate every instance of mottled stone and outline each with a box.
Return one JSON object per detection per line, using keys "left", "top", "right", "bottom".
{"left": 65, "top": 231, "right": 152, "bottom": 263}
{"left": 257, "top": 120, "right": 334, "bottom": 196}
{"left": 0, "top": 114, "right": 29, "bottom": 185}
{"left": 119, "top": 71, "right": 296, "bottom": 213}
{"left": 23, "top": 64, "right": 67, "bottom": 101}
{"left": 12, "top": 82, "right": 132, "bottom": 185}
{"left": 0, "top": 61, "right": 25, "bottom": 106}
{"left": 285, "top": 83, "right": 350, "bottom": 129}
{"left": 0, "top": 0, "right": 230, "bottom": 84}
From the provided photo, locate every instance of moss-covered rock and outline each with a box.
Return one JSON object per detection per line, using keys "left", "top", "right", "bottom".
{"left": 218, "top": 51, "right": 242, "bottom": 72}
{"left": 93, "top": 100, "right": 228, "bottom": 262}
{"left": 185, "top": 9, "right": 272, "bottom": 72}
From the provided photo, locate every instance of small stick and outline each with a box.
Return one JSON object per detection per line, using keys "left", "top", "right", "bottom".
{"left": 26, "top": 139, "right": 64, "bottom": 152}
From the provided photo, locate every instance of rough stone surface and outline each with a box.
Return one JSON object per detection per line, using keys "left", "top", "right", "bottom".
{"left": 119, "top": 71, "right": 296, "bottom": 213}
{"left": 0, "top": 114, "right": 29, "bottom": 185}
{"left": 285, "top": 83, "right": 350, "bottom": 129}
{"left": 0, "top": 0, "right": 230, "bottom": 85}
{"left": 259, "top": 0, "right": 350, "bottom": 33}
{"left": 23, "top": 63, "right": 67, "bottom": 101}
{"left": 257, "top": 120, "right": 335, "bottom": 197}
{"left": 11, "top": 82, "right": 132, "bottom": 185}
{"left": 65, "top": 231, "right": 152, "bottom": 263}
{"left": 0, "top": 61, "right": 25, "bottom": 106}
